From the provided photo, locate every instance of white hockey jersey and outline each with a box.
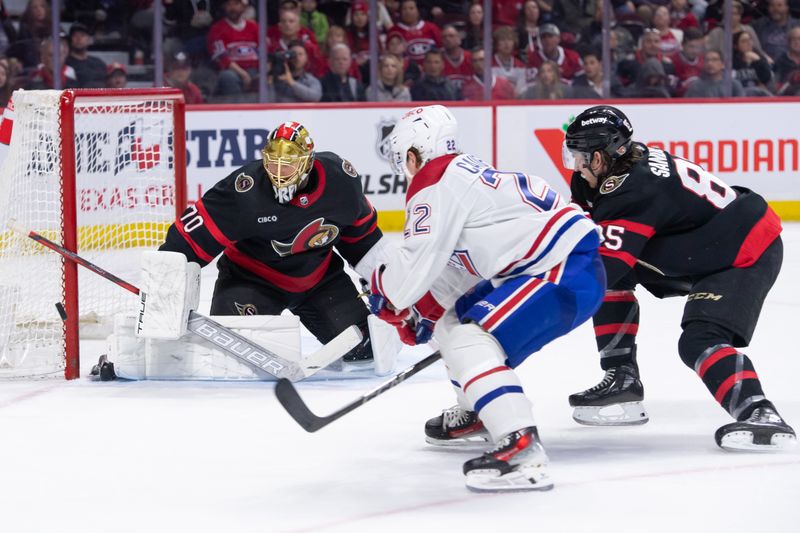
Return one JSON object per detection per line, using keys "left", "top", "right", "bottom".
{"left": 378, "top": 153, "right": 599, "bottom": 310}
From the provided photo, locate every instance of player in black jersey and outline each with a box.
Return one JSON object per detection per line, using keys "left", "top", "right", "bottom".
{"left": 160, "top": 121, "right": 383, "bottom": 362}
{"left": 562, "top": 105, "right": 795, "bottom": 451}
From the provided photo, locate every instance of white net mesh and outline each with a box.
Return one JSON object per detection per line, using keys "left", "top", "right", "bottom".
{"left": 0, "top": 89, "right": 182, "bottom": 378}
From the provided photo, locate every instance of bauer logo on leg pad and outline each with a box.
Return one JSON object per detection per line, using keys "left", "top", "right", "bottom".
{"left": 192, "top": 321, "right": 285, "bottom": 375}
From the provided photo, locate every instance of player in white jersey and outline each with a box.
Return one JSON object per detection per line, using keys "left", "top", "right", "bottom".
{"left": 367, "top": 105, "right": 606, "bottom": 492}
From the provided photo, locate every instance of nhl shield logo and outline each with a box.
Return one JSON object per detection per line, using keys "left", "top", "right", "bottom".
{"left": 376, "top": 118, "right": 397, "bottom": 161}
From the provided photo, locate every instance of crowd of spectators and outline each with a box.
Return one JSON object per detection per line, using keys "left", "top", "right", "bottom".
{"left": 0, "top": 0, "right": 799, "bottom": 107}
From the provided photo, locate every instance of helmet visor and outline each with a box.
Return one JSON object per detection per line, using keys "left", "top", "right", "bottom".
{"left": 562, "top": 140, "right": 588, "bottom": 171}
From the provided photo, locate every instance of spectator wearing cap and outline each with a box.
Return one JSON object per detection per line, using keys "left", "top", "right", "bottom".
{"left": 525, "top": 23, "right": 583, "bottom": 86}
{"left": 207, "top": 0, "right": 259, "bottom": 97}
{"left": 165, "top": 52, "right": 204, "bottom": 104}
{"left": 386, "top": 0, "right": 442, "bottom": 65}
{"left": 26, "top": 35, "right": 78, "bottom": 90}
{"left": 752, "top": 0, "right": 800, "bottom": 62}
{"left": 272, "top": 40, "right": 322, "bottom": 102}
{"left": 775, "top": 26, "right": 800, "bottom": 91}
{"left": 65, "top": 23, "right": 108, "bottom": 88}
{"left": 106, "top": 62, "right": 127, "bottom": 89}
{"left": 492, "top": 26, "right": 527, "bottom": 96}
{"left": 441, "top": 24, "right": 472, "bottom": 91}
{"left": 462, "top": 47, "right": 516, "bottom": 100}
{"left": 320, "top": 43, "right": 366, "bottom": 101}
{"left": 685, "top": 50, "right": 745, "bottom": 97}
{"left": 410, "top": 49, "right": 460, "bottom": 101}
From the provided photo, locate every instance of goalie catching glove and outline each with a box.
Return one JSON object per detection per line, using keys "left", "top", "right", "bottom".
{"left": 135, "top": 251, "right": 201, "bottom": 339}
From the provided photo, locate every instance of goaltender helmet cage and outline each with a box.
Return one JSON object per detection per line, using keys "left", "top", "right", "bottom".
{"left": 564, "top": 106, "right": 634, "bottom": 162}
{"left": 262, "top": 121, "right": 315, "bottom": 203}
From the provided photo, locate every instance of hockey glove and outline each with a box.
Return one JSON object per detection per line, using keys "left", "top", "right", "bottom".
{"left": 368, "top": 265, "right": 411, "bottom": 325}
{"left": 408, "top": 291, "right": 445, "bottom": 345}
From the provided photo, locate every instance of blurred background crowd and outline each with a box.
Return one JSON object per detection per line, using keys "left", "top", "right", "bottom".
{"left": 0, "top": 0, "right": 798, "bottom": 106}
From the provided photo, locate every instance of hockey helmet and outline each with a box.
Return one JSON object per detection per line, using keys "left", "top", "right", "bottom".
{"left": 562, "top": 106, "right": 633, "bottom": 171}
{"left": 388, "top": 105, "right": 459, "bottom": 179}
{"left": 262, "top": 121, "right": 315, "bottom": 203}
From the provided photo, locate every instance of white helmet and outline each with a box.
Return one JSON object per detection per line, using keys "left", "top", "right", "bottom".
{"left": 388, "top": 105, "right": 459, "bottom": 179}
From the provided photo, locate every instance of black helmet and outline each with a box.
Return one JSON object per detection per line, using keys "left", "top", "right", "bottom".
{"left": 564, "top": 106, "right": 634, "bottom": 161}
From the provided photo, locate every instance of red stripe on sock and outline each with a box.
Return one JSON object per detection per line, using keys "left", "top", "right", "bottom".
{"left": 594, "top": 323, "right": 639, "bottom": 336}
{"left": 463, "top": 366, "right": 510, "bottom": 392}
{"left": 697, "top": 347, "right": 738, "bottom": 378}
{"left": 714, "top": 371, "right": 759, "bottom": 403}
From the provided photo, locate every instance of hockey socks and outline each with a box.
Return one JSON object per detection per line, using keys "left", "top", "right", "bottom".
{"left": 594, "top": 290, "right": 639, "bottom": 370}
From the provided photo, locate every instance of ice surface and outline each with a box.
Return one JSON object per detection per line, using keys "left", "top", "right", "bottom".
{"left": 1, "top": 226, "right": 798, "bottom": 533}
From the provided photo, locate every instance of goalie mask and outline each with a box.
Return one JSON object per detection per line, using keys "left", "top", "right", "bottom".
{"left": 388, "top": 105, "right": 459, "bottom": 179}
{"left": 262, "top": 122, "right": 315, "bottom": 203}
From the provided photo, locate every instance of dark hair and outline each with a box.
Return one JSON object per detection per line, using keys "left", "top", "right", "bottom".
{"left": 424, "top": 48, "right": 444, "bottom": 60}
{"left": 683, "top": 27, "right": 704, "bottom": 43}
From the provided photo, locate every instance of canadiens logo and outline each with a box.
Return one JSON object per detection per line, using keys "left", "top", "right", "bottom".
{"left": 599, "top": 174, "right": 628, "bottom": 194}
{"left": 271, "top": 217, "right": 339, "bottom": 257}
{"left": 376, "top": 118, "right": 398, "bottom": 161}
{"left": 234, "top": 302, "right": 258, "bottom": 315}
{"left": 235, "top": 172, "right": 255, "bottom": 192}
{"left": 341, "top": 159, "right": 358, "bottom": 177}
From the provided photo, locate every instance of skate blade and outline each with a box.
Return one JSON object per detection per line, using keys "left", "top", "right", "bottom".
{"left": 425, "top": 432, "right": 490, "bottom": 447}
{"left": 572, "top": 402, "right": 648, "bottom": 426}
{"left": 718, "top": 431, "right": 797, "bottom": 452}
{"left": 465, "top": 467, "right": 554, "bottom": 493}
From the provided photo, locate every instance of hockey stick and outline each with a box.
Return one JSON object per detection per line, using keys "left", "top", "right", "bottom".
{"left": 275, "top": 350, "right": 442, "bottom": 432}
{"left": 9, "top": 221, "right": 361, "bottom": 382}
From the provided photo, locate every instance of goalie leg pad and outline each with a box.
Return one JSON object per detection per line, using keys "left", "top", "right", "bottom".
{"left": 436, "top": 310, "right": 536, "bottom": 441}
{"left": 136, "top": 251, "right": 200, "bottom": 340}
{"left": 367, "top": 314, "right": 402, "bottom": 376}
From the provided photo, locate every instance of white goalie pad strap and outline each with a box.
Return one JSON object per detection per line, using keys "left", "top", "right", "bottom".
{"left": 367, "top": 314, "right": 402, "bottom": 376}
{"left": 112, "top": 314, "right": 302, "bottom": 380}
{"left": 135, "top": 251, "right": 201, "bottom": 340}
{"left": 353, "top": 236, "right": 391, "bottom": 281}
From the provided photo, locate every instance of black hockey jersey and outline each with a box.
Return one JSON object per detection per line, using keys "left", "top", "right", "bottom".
{"left": 570, "top": 145, "right": 782, "bottom": 289}
{"left": 161, "top": 151, "right": 382, "bottom": 292}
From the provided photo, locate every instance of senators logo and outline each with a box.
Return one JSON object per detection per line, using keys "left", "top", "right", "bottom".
{"left": 271, "top": 217, "right": 339, "bottom": 257}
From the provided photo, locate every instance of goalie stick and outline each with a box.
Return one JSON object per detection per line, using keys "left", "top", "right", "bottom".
{"left": 10, "top": 222, "right": 361, "bottom": 382}
{"left": 275, "top": 350, "right": 442, "bottom": 432}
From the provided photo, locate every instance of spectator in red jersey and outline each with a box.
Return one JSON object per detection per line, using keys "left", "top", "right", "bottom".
{"left": 269, "top": 3, "right": 325, "bottom": 78}
{"left": 463, "top": 2, "right": 485, "bottom": 51}
{"left": 441, "top": 23, "right": 472, "bottom": 91}
{"left": 669, "top": 0, "right": 700, "bottom": 30}
{"left": 670, "top": 26, "right": 705, "bottom": 96}
{"left": 208, "top": 0, "right": 259, "bottom": 97}
{"left": 519, "top": 59, "right": 570, "bottom": 99}
{"left": 526, "top": 23, "right": 583, "bottom": 85}
{"left": 518, "top": 0, "right": 542, "bottom": 63}
{"left": 164, "top": 52, "right": 205, "bottom": 104}
{"left": 387, "top": 0, "right": 442, "bottom": 65}
{"left": 346, "top": 1, "right": 370, "bottom": 80}
{"left": 706, "top": 1, "right": 764, "bottom": 58}
{"left": 320, "top": 43, "right": 366, "bottom": 101}
{"left": 410, "top": 48, "right": 461, "bottom": 100}
{"left": 493, "top": 0, "right": 523, "bottom": 29}
{"left": 462, "top": 46, "right": 516, "bottom": 100}
{"left": 652, "top": 5, "right": 683, "bottom": 55}
{"left": 492, "top": 26, "right": 527, "bottom": 95}
{"left": 25, "top": 35, "right": 79, "bottom": 90}
{"left": 775, "top": 26, "right": 800, "bottom": 90}
{"left": 617, "top": 28, "right": 675, "bottom": 89}
{"left": 368, "top": 53, "right": 411, "bottom": 101}
{"left": 385, "top": 31, "right": 422, "bottom": 85}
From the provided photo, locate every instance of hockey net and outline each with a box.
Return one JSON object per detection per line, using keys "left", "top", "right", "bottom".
{"left": 0, "top": 89, "right": 186, "bottom": 379}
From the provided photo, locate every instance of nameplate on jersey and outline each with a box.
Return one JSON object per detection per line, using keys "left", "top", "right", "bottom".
{"left": 271, "top": 217, "right": 339, "bottom": 257}
{"left": 599, "top": 174, "right": 628, "bottom": 195}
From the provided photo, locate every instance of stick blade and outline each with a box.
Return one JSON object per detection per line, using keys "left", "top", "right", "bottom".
{"left": 275, "top": 378, "right": 328, "bottom": 432}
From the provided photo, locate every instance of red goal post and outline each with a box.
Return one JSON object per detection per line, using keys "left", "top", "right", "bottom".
{"left": 0, "top": 88, "right": 187, "bottom": 379}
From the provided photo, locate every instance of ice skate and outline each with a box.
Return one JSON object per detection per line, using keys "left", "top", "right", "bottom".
{"left": 569, "top": 364, "right": 648, "bottom": 426}
{"left": 715, "top": 402, "right": 797, "bottom": 451}
{"left": 425, "top": 405, "right": 490, "bottom": 446}
{"left": 463, "top": 427, "right": 553, "bottom": 492}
